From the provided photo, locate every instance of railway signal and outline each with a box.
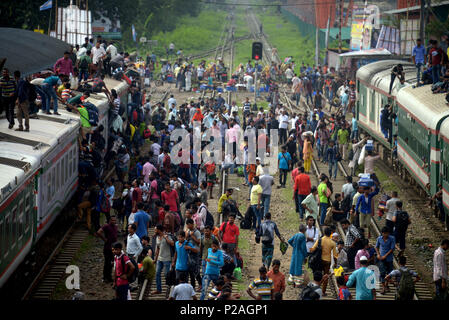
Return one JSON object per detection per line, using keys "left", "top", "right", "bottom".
{"left": 252, "top": 41, "right": 263, "bottom": 61}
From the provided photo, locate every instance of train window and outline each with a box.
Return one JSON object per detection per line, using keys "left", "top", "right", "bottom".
{"left": 0, "top": 220, "right": 3, "bottom": 263}
{"left": 52, "top": 167, "right": 56, "bottom": 198}
{"left": 4, "top": 213, "right": 10, "bottom": 258}
{"left": 58, "top": 161, "right": 62, "bottom": 191}
{"left": 11, "top": 206, "right": 17, "bottom": 249}
{"left": 18, "top": 198, "right": 24, "bottom": 240}
{"left": 25, "top": 191, "right": 31, "bottom": 232}
{"left": 68, "top": 151, "right": 72, "bottom": 180}
{"left": 62, "top": 157, "right": 65, "bottom": 187}
{"left": 47, "top": 170, "right": 51, "bottom": 204}
{"left": 73, "top": 147, "right": 77, "bottom": 175}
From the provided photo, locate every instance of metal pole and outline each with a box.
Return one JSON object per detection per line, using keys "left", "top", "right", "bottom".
{"left": 48, "top": 7, "right": 52, "bottom": 35}
{"left": 315, "top": 26, "right": 319, "bottom": 66}
{"left": 55, "top": 0, "right": 58, "bottom": 38}
{"left": 339, "top": 0, "right": 343, "bottom": 53}
{"left": 420, "top": 0, "right": 425, "bottom": 43}
{"left": 254, "top": 61, "right": 258, "bottom": 102}
{"left": 324, "top": 17, "right": 330, "bottom": 65}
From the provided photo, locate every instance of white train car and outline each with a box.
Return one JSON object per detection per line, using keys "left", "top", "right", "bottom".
{"left": 0, "top": 115, "right": 80, "bottom": 288}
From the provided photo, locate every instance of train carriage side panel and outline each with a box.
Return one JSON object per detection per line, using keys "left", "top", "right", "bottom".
{"left": 37, "top": 120, "right": 80, "bottom": 239}
{"left": 0, "top": 151, "right": 40, "bottom": 288}
{"left": 438, "top": 118, "right": 449, "bottom": 224}
{"left": 396, "top": 85, "right": 449, "bottom": 195}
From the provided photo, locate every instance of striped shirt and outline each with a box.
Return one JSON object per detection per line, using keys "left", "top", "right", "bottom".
{"left": 0, "top": 77, "right": 16, "bottom": 97}
{"left": 112, "top": 97, "right": 120, "bottom": 116}
{"left": 61, "top": 88, "right": 71, "bottom": 100}
{"left": 248, "top": 277, "right": 274, "bottom": 300}
{"left": 208, "top": 287, "right": 221, "bottom": 300}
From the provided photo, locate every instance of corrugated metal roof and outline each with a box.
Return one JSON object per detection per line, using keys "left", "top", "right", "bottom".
{"left": 384, "top": 0, "right": 449, "bottom": 14}
{"left": 0, "top": 28, "right": 71, "bottom": 76}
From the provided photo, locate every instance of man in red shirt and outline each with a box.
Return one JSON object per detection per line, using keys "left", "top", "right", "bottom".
{"left": 112, "top": 242, "right": 135, "bottom": 300}
{"left": 428, "top": 40, "right": 444, "bottom": 84}
{"left": 161, "top": 182, "right": 179, "bottom": 213}
{"left": 219, "top": 214, "right": 240, "bottom": 259}
{"left": 267, "top": 259, "right": 286, "bottom": 296}
{"left": 293, "top": 167, "right": 311, "bottom": 220}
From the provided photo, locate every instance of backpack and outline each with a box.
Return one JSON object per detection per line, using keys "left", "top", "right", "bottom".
{"left": 28, "top": 83, "right": 37, "bottom": 102}
{"left": 163, "top": 154, "right": 171, "bottom": 171}
{"left": 82, "top": 102, "right": 99, "bottom": 126}
{"left": 100, "top": 192, "right": 111, "bottom": 213}
{"left": 143, "top": 129, "right": 151, "bottom": 139}
{"left": 240, "top": 206, "right": 254, "bottom": 230}
{"left": 155, "top": 179, "right": 165, "bottom": 198}
{"left": 341, "top": 194, "right": 352, "bottom": 214}
{"left": 348, "top": 147, "right": 354, "bottom": 161}
{"left": 205, "top": 208, "right": 215, "bottom": 228}
{"left": 395, "top": 211, "right": 409, "bottom": 230}
{"left": 261, "top": 222, "right": 274, "bottom": 246}
{"left": 308, "top": 238, "right": 323, "bottom": 272}
{"left": 397, "top": 269, "right": 415, "bottom": 300}
{"left": 300, "top": 283, "right": 321, "bottom": 300}
{"left": 169, "top": 211, "right": 181, "bottom": 233}
{"left": 166, "top": 267, "right": 177, "bottom": 286}
{"left": 121, "top": 255, "right": 139, "bottom": 284}
{"left": 79, "top": 57, "right": 89, "bottom": 70}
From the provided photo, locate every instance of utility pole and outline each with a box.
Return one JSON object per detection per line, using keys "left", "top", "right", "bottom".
{"left": 324, "top": 17, "right": 331, "bottom": 65}
{"left": 425, "top": 0, "right": 431, "bottom": 46}
{"left": 339, "top": 0, "right": 343, "bottom": 53}
{"left": 419, "top": 0, "right": 425, "bottom": 43}
{"left": 315, "top": 27, "right": 319, "bottom": 66}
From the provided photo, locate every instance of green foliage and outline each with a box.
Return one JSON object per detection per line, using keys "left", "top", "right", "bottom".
{"left": 426, "top": 18, "right": 449, "bottom": 39}
{"left": 254, "top": 7, "right": 317, "bottom": 73}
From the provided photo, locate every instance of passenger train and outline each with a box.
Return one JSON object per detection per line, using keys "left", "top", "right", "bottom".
{"left": 356, "top": 60, "right": 449, "bottom": 227}
{"left": 0, "top": 78, "right": 129, "bottom": 288}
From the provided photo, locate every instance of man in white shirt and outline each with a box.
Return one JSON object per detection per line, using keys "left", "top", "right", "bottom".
{"left": 167, "top": 94, "right": 177, "bottom": 109}
{"left": 91, "top": 41, "right": 106, "bottom": 76}
{"left": 278, "top": 110, "right": 289, "bottom": 144}
{"left": 106, "top": 42, "right": 118, "bottom": 59}
{"left": 285, "top": 67, "right": 294, "bottom": 85}
{"left": 341, "top": 176, "right": 355, "bottom": 199}
{"left": 305, "top": 216, "right": 318, "bottom": 253}
{"left": 385, "top": 191, "right": 399, "bottom": 233}
{"left": 244, "top": 74, "right": 253, "bottom": 92}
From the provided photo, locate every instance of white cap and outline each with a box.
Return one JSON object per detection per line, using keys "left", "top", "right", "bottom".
{"left": 256, "top": 157, "right": 261, "bottom": 161}
{"left": 359, "top": 256, "right": 368, "bottom": 261}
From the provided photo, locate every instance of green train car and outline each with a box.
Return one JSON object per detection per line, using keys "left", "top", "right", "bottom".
{"left": 357, "top": 60, "right": 449, "bottom": 225}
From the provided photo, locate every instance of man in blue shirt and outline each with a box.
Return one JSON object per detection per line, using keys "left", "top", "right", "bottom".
{"left": 172, "top": 231, "right": 199, "bottom": 282}
{"left": 375, "top": 227, "right": 396, "bottom": 295}
{"left": 200, "top": 238, "right": 224, "bottom": 300}
{"left": 278, "top": 146, "right": 292, "bottom": 188}
{"left": 346, "top": 255, "right": 376, "bottom": 300}
{"left": 356, "top": 184, "right": 380, "bottom": 238}
{"left": 134, "top": 202, "right": 150, "bottom": 239}
{"left": 412, "top": 38, "right": 426, "bottom": 87}
{"left": 42, "top": 74, "right": 63, "bottom": 115}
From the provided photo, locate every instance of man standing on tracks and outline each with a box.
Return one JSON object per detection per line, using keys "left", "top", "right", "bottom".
{"left": 258, "top": 212, "right": 284, "bottom": 270}
{"left": 375, "top": 227, "right": 396, "bottom": 295}
{"left": 433, "top": 239, "right": 449, "bottom": 300}
{"left": 96, "top": 215, "right": 118, "bottom": 283}
{"left": 250, "top": 176, "right": 263, "bottom": 231}
{"left": 392, "top": 201, "right": 411, "bottom": 257}
{"left": 113, "top": 242, "right": 136, "bottom": 301}
{"left": 346, "top": 255, "right": 376, "bottom": 300}
{"left": 310, "top": 227, "right": 338, "bottom": 296}
{"left": 293, "top": 167, "right": 311, "bottom": 220}
{"left": 355, "top": 182, "right": 380, "bottom": 239}
{"left": 340, "top": 219, "right": 362, "bottom": 270}
{"left": 247, "top": 266, "right": 274, "bottom": 300}
{"left": 259, "top": 168, "right": 274, "bottom": 217}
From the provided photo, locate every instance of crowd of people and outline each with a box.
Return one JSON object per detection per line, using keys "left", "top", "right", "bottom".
{"left": 3, "top": 30, "right": 448, "bottom": 302}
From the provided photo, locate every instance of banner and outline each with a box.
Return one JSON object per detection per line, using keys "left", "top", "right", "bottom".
{"left": 40, "top": 0, "right": 52, "bottom": 11}
{"left": 350, "top": 5, "right": 380, "bottom": 51}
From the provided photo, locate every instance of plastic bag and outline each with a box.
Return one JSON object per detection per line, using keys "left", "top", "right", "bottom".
{"left": 280, "top": 241, "right": 288, "bottom": 255}
{"left": 233, "top": 267, "right": 242, "bottom": 281}
{"left": 358, "top": 145, "right": 366, "bottom": 165}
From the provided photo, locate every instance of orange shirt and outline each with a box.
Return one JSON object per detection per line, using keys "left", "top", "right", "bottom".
{"left": 247, "top": 164, "right": 256, "bottom": 183}
{"left": 294, "top": 173, "right": 312, "bottom": 196}
{"left": 267, "top": 270, "right": 286, "bottom": 294}
{"left": 192, "top": 108, "right": 204, "bottom": 122}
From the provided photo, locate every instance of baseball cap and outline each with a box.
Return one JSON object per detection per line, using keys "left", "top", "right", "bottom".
{"left": 256, "top": 157, "right": 261, "bottom": 161}
{"left": 359, "top": 256, "right": 368, "bottom": 261}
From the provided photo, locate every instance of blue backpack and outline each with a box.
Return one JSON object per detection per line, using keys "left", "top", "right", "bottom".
{"left": 82, "top": 102, "right": 99, "bottom": 126}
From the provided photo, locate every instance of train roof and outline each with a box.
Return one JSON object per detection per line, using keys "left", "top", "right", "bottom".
{"left": 357, "top": 60, "right": 416, "bottom": 95}
{"left": 440, "top": 117, "right": 449, "bottom": 140}
{"left": 396, "top": 85, "right": 449, "bottom": 131}
{"left": 0, "top": 117, "right": 80, "bottom": 204}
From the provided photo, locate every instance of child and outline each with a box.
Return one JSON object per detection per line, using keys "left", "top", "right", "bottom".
{"left": 61, "top": 83, "right": 73, "bottom": 101}
{"left": 337, "top": 276, "right": 352, "bottom": 300}
{"left": 208, "top": 278, "right": 225, "bottom": 300}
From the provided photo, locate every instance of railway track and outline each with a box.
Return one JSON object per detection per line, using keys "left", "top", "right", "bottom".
{"left": 282, "top": 84, "right": 434, "bottom": 300}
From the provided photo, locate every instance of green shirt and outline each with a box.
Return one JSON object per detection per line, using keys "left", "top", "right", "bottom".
{"left": 142, "top": 256, "right": 156, "bottom": 280}
{"left": 78, "top": 107, "right": 91, "bottom": 128}
{"left": 317, "top": 182, "right": 328, "bottom": 204}
{"left": 78, "top": 55, "right": 92, "bottom": 70}
{"left": 338, "top": 129, "right": 349, "bottom": 145}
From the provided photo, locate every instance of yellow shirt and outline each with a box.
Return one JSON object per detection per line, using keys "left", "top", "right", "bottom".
{"left": 250, "top": 184, "right": 263, "bottom": 206}
{"left": 218, "top": 194, "right": 232, "bottom": 213}
{"left": 256, "top": 165, "right": 264, "bottom": 177}
{"left": 311, "top": 235, "right": 338, "bottom": 262}
{"left": 57, "top": 84, "right": 65, "bottom": 96}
